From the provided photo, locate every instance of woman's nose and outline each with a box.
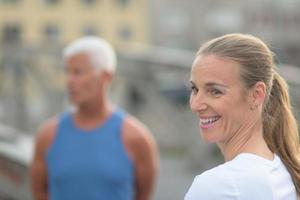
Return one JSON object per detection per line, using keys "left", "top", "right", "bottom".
{"left": 190, "top": 93, "right": 208, "bottom": 113}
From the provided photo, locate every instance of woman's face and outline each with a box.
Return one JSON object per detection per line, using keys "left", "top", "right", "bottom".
{"left": 190, "top": 54, "right": 256, "bottom": 144}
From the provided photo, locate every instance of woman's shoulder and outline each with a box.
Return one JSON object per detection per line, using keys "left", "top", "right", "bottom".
{"left": 185, "top": 163, "right": 239, "bottom": 200}
{"left": 185, "top": 154, "right": 274, "bottom": 200}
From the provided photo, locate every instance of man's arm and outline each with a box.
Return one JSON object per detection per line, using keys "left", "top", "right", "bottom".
{"left": 123, "top": 116, "right": 159, "bottom": 200}
{"left": 30, "top": 118, "right": 57, "bottom": 200}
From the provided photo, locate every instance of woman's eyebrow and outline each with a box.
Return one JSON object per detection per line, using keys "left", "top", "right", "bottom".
{"left": 205, "top": 82, "right": 228, "bottom": 89}
{"left": 189, "top": 80, "right": 196, "bottom": 86}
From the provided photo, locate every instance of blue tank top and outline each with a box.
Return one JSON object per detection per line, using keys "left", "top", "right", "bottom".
{"left": 46, "top": 110, "right": 134, "bottom": 200}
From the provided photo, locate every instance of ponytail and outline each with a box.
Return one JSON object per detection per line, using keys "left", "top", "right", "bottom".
{"left": 263, "top": 71, "right": 300, "bottom": 195}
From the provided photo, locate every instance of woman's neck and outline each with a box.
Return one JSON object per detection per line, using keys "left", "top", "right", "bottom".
{"left": 219, "top": 119, "right": 273, "bottom": 162}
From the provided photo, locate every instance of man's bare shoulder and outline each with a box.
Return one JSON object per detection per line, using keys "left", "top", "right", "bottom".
{"left": 122, "top": 115, "right": 157, "bottom": 154}
{"left": 122, "top": 116, "right": 152, "bottom": 142}
{"left": 34, "top": 117, "right": 59, "bottom": 154}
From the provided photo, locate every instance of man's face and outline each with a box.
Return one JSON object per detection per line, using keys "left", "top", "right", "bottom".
{"left": 65, "top": 53, "right": 103, "bottom": 106}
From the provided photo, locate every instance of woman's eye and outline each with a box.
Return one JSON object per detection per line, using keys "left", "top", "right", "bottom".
{"left": 210, "top": 88, "right": 223, "bottom": 96}
{"left": 190, "top": 86, "right": 198, "bottom": 94}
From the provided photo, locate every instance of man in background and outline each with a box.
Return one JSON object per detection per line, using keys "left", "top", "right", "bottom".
{"left": 31, "top": 36, "right": 159, "bottom": 200}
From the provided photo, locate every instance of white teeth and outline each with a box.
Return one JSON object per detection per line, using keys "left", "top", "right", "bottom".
{"left": 200, "top": 117, "right": 220, "bottom": 125}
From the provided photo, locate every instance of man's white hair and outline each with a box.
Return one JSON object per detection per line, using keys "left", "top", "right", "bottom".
{"left": 63, "top": 36, "right": 117, "bottom": 73}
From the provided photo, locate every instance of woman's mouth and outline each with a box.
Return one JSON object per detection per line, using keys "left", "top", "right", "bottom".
{"left": 199, "top": 116, "right": 221, "bottom": 129}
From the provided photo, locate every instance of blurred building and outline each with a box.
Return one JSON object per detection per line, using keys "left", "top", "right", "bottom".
{"left": 151, "top": 0, "right": 300, "bottom": 66}
{"left": 0, "top": 0, "right": 152, "bottom": 133}
{"left": 0, "top": 0, "right": 150, "bottom": 48}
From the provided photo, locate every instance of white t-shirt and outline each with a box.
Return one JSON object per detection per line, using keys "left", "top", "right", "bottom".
{"left": 185, "top": 153, "right": 297, "bottom": 200}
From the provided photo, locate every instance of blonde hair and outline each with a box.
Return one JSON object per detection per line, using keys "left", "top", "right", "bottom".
{"left": 198, "top": 33, "right": 300, "bottom": 195}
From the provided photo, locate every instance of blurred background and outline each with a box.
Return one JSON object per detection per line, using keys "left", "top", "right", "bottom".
{"left": 0, "top": 0, "right": 300, "bottom": 199}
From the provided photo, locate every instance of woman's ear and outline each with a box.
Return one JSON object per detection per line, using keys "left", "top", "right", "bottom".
{"left": 250, "top": 81, "right": 266, "bottom": 109}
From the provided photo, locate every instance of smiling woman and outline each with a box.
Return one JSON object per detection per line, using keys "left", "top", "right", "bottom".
{"left": 189, "top": 54, "right": 250, "bottom": 144}
{"left": 185, "top": 33, "right": 300, "bottom": 200}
